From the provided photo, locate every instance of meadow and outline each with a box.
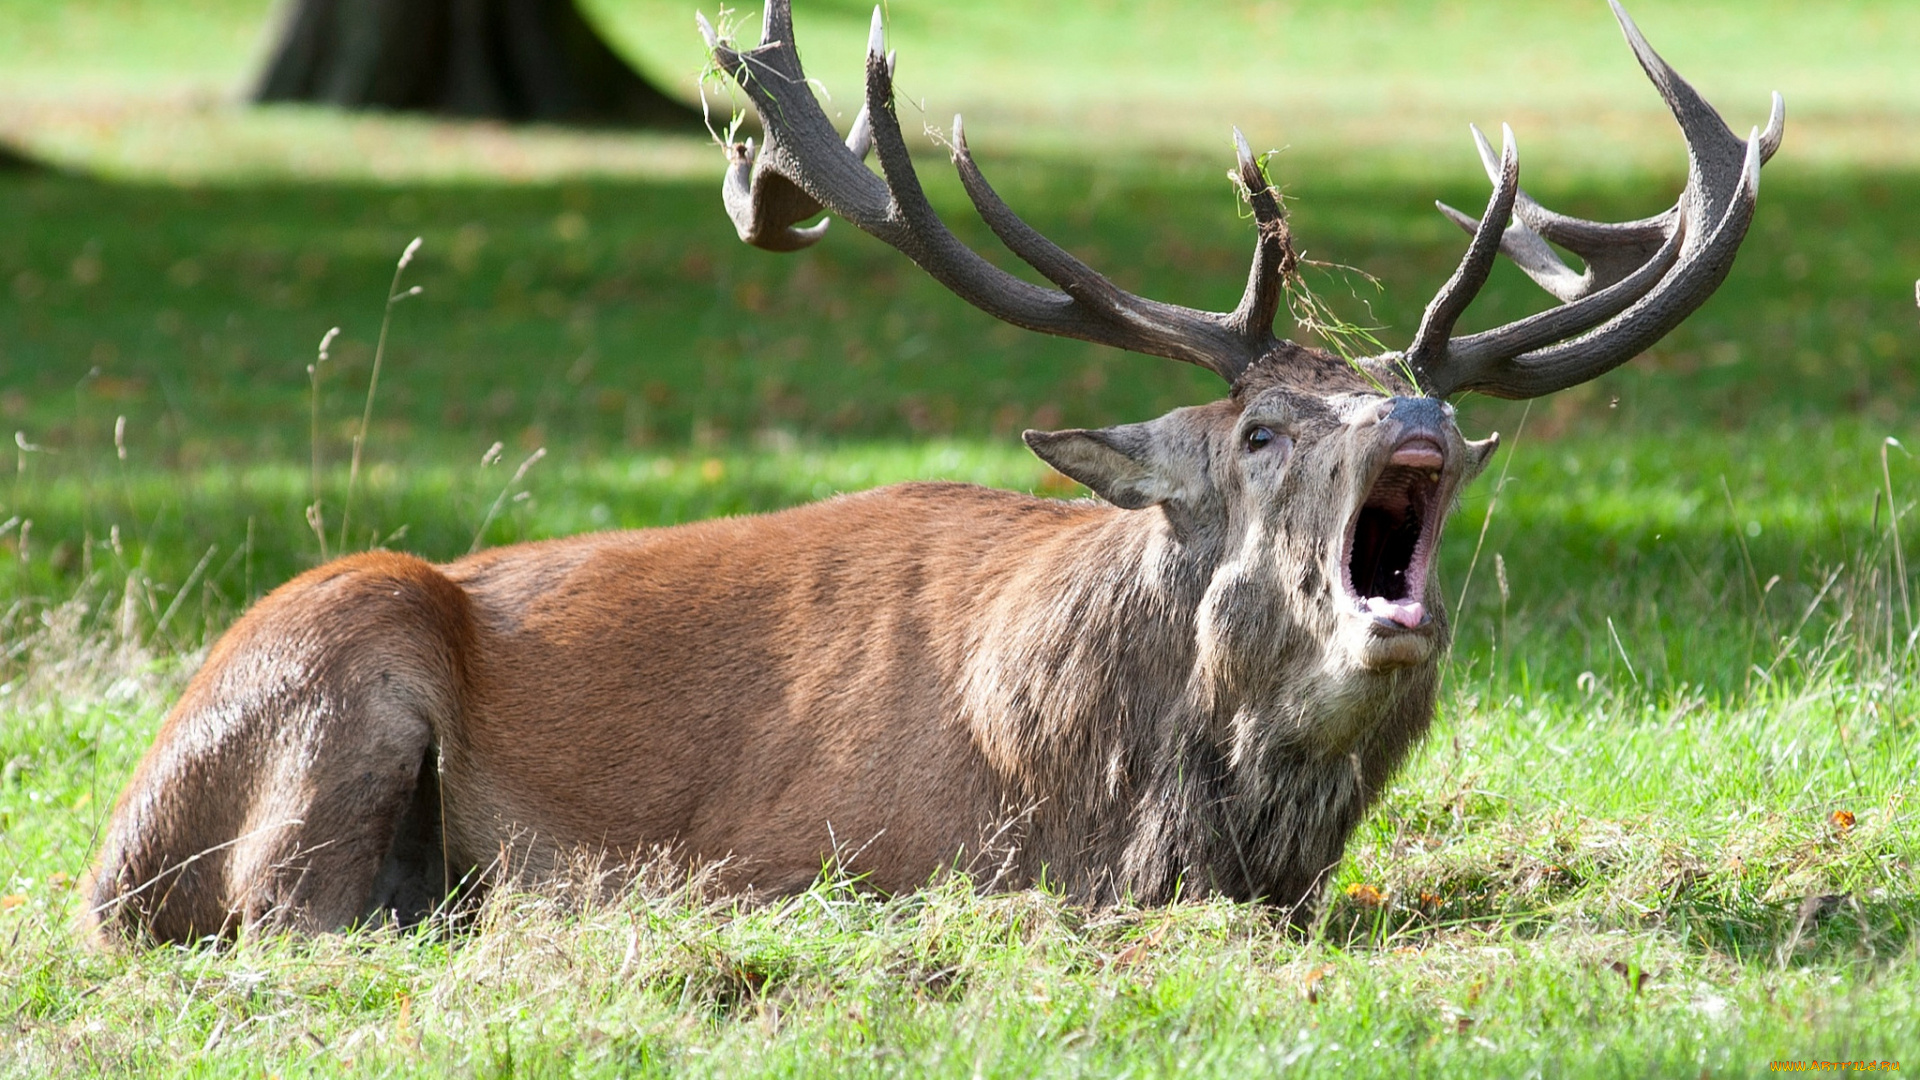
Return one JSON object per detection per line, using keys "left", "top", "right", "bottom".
{"left": 3, "top": 0, "right": 1919, "bottom": 1074}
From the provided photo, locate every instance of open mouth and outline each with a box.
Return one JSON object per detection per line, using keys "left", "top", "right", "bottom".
{"left": 1343, "top": 439, "right": 1445, "bottom": 630}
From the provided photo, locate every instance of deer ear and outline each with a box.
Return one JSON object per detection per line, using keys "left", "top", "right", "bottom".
{"left": 1024, "top": 421, "right": 1194, "bottom": 510}
{"left": 1464, "top": 432, "right": 1500, "bottom": 482}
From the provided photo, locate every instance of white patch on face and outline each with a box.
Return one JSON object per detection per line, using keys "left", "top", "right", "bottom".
{"left": 1332, "top": 393, "right": 1392, "bottom": 427}
{"left": 1338, "top": 616, "right": 1436, "bottom": 672}
{"left": 1303, "top": 646, "right": 1416, "bottom": 751}
{"left": 1190, "top": 556, "right": 1246, "bottom": 713}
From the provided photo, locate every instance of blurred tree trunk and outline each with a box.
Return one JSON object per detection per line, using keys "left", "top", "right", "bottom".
{"left": 253, "top": 0, "right": 704, "bottom": 129}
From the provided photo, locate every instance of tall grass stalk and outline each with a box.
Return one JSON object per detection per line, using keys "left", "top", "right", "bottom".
{"left": 150, "top": 543, "right": 216, "bottom": 645}
{"left": 1880, "top": 436, "right": 1910, "bottom": 637}
{"left": 469, "top": 446, "right": 547, "bottom": 554}
{"left": 307, "top": 326, "right": 339, "bottom": 562}
{"left": 1453, "top": 401, "right": 1528, "bottom": 618}
{"left": 338, "top": 239, "right": 423, "bottom": 554}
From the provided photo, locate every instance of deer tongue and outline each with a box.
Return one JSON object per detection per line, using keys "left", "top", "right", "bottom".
{"left": 1364, "top": 595, "right": 1427, "bottom": 628}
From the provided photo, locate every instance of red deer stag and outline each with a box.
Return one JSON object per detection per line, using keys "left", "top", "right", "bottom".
{"left": 87, "top": 0, "right": 1781, "bottom": 942}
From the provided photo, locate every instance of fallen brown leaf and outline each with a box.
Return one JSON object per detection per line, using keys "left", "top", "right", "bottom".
{"left": 1344, "top": 883, "right": 1386, "bottom": 908}
{"left": 1302, "top": 963, "right": 1336, "bottom": 1003}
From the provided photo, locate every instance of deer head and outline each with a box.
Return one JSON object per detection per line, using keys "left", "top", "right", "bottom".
{"left": 703, "top": 0, "right": 1780, "bottom": 693}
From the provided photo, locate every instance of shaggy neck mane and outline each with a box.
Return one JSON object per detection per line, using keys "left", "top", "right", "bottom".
{"left": 957, "top": 503, "right": 1439, "bottom": 911}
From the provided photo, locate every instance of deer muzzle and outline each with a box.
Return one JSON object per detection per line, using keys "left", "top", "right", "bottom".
{"left": 1341, "top": 406, "right": 1456, "bottom": 660}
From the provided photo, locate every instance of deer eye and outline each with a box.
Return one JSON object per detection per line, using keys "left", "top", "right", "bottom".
{"left": 1244, "top": 426, "right": 1276, "bottom": 451}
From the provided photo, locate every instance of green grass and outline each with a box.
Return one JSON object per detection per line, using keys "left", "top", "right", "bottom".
{"left": 4, "top": 0, "right": 1920, "bottom": 1075}
{"left": 4, "top": 546, "right": 1917, "bottom": 1075}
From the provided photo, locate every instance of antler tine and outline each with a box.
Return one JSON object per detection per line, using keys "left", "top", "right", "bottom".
{"left": 944, "top": 116, "right": 1140, "bottom": 329}
{"left": 760, "top": 0, "right": 794, "bottom": 44}
{"left": 1441, "top": 132, "right": 1761, "bottom": 399}
{"left": 707, "top": 1, "right": 1284, "bottom": 383}
{"left": 1227, "top": 127, "right": 1291, "bottom": 344}
{"left": 944, "top": 118, "right": 1284, "bottom": 377}
{"left": 1404, "top": 126, "right": 1520, "bottom": 375}
{"left": 708, "top": 7, "right": 885, "bottom": 253}
{"left": 1436, "top": 199, "right": 1588, "bottom": 304}
{"left": 1439, "top": 45, "right": 1782, "bottom": 306}
{"left": 1406, "top": 1, "right": 1780, "bottom": 400}
{"left": 1439, "top": 124, "right": 1671, "bottom": 302}
{"left": 721, "top": 138, "right": 831, "bottom": 252}
{"left": 1439, "top": 211, "right": 1687, "bottom": 375}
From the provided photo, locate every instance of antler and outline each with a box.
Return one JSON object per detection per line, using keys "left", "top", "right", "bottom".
{"left": 1403, "top": 0, "right": 1784, "bottom": 400}
{"left": 706, "top": 0, "right": 1780, "bottom": 402}
{"left": 702, "top": 3, "right": 1289, "bottom": 384}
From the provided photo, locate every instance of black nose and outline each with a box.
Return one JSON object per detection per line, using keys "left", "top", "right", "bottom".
{"left": 1386, "top": 396, "right": 1446, "bottom": 433}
